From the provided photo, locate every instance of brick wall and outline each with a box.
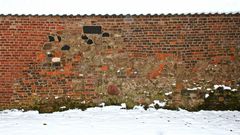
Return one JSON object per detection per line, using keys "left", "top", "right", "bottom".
{"left": 0, "top": 14, "right": 240, "bottom": 111}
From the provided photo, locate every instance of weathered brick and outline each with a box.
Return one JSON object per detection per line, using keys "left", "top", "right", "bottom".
{"left": 0, "top": 14, "right": 239, "bottom": 110}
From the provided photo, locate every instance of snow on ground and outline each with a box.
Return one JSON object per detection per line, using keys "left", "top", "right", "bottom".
{"left": 1, "top": 106, "right": 240, "bottom": 135}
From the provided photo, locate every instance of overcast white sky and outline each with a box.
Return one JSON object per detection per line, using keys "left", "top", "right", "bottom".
{"left": 0, "top": 0, "right": 240, "bottom": 15}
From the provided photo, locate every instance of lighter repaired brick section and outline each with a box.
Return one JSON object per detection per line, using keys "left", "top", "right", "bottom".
{"left": 0, "top": 14, "right": 240, "bottom": 111}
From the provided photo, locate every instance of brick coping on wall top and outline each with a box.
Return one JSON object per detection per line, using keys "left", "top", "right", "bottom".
{"left": 0, "top": 12, "right": 240, "bottom": 17}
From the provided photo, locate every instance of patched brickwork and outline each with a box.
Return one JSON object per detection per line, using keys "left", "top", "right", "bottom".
{"left": 0, "top": 14, "right": 240, "bottom": 111}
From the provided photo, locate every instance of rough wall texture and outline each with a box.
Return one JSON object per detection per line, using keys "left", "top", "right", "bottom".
{"left": 0, "top": 14, "right": 240, "bottom": 112}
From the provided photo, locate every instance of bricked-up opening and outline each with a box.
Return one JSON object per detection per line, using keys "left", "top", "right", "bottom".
{"left": 86, "top": 39, "right": 93, "bottom": 45}
{"left": 48, "top": 36, "right": 55, "bottom": 42}
{"left": 47, "top": 53, "right": 53, "bottom": 57}
{"left": 53, "top": 62, "right": 61, "bottom": 67}
{"left": 102, "top": 32, "right": 110, "bottom": 37}
{"left": 61, "top": 45, "right": 70, "bottom": 51}
{"left": 83, "top": 26, "right": 102, "bottom": 34}
{"left": 57, "top": 36, "right": 61, "bottom": 42}
{"left": 81, "top": 35, "right": 88, "bottom": 40}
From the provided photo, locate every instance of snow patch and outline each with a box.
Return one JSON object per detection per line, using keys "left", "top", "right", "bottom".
{"left": 206, "top": 88, "right": 212, "bottom": 91}
{"left": 149, "top": 100, "right": 166, "bottom": 108}
{"left": 214, "top": 85, "right": 231, "bottom": 90}
{"left": 80, "top": 101, "right": 86, "bottom": 104}
{"left": 205, "top": 94, "right": 209, "bottom": 98}
{"left": 60, "top": 106, "right": 66, "bottom": 109}
{"left": 165, "top": 92, "right": 173, "bottom": 96}
{"left": 187, "top": 87, "right": 198, "bottom": 91}
{"left": 1, "top": 106, "right": 240, "bottom": 135}
{"left": 133, "top": 105, "right": 145, "bottom": 110}
{"left": 121, "top": 103, "right": 126, "bottom": 109}
{"left": 187, "top": 87, "right": 202, "bottom": 91}
{"left": 99, "top": 102, "right": 105, "bottom": 107}
{"left": 231, "top": 89, "right": 237, "bottom": 92}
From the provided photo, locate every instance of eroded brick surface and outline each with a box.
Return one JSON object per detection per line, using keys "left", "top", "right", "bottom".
{"left": 0, "top": 15, "right": 240, "bottom": 111}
